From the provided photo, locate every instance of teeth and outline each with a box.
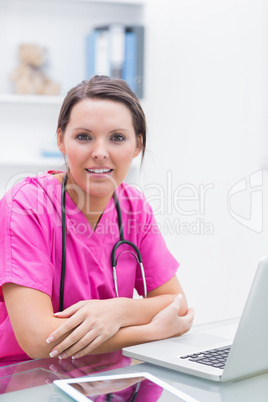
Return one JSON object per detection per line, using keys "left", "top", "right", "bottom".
{"left": 87, "top": 169, "right": 111, "bottom": 174}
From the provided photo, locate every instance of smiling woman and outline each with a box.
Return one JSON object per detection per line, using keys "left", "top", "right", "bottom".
{"left": 56, "top": 97, "right": 142, "bottom": 221}
{"left": 0, "top": 76, "right": 193, "bottom": 365}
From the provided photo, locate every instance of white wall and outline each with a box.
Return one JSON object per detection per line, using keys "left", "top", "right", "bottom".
{"left": 140, "top": 0, "right": 268, "bottom": 324}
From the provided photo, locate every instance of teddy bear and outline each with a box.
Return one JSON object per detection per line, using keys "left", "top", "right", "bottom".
{"left": 10, "top": 44, "right": 60, "bottom": 95}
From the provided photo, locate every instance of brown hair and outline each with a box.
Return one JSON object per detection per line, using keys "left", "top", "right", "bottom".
{"left": 57, "top": 75, "right": 146, "bottom": 159}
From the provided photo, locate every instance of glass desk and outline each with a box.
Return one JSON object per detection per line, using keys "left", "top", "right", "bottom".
{"left": 1, "top": 321, "right": 268, "bottom": 401}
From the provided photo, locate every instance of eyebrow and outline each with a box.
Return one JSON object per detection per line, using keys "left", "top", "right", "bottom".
{"left": 72, "top": 128, "right": 92, "bottom": 133}
{"left": 72, "top": 127, "right": 131, "bottom": 133}
{"left": 110, "top": 128, "right": 131, "bottom": 133}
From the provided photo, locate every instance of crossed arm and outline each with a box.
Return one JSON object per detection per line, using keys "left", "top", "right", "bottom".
{"left": 2, "top": 275, "right": 194, "bottom": 360}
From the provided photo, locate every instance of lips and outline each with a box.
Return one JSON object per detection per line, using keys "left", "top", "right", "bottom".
{"left": 85, "top": 168, "right": 113, "bottom": 174}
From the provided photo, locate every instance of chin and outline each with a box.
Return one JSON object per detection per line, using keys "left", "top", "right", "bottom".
{"left": 90, "top": 180, "right": 121, "bottom": 195}
{"left": 89, "top": 187, "right": 116, "bottom": 198}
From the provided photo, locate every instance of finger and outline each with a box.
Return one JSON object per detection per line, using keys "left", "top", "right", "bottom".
{"left": 57, "top": 357, "right": 86, "bottom": 377}
{"left": 179, "top": 308, "right": 194, "bottom": 334}
{"left": 48, "top": 360, "right": 84, "bottom": 378}
{"left": 54, "top": 303, "right": 82, "bottom": 318}
{"left": 71, "top": 334, "right": 107, "bottom": 359}
{"left": 185, "top": 308, "right": 194, "bottom": 324}
{"left": 58, "top": 321, "right": 116, "bottom": 360}
{"left": 170, "top": 293, "right": 183, "bottom": 310}
{"left": 48, "top": 363, "right": 65, "bottom": 375}
{"left": 187, "top": 307, "right": 194, "bottom": 317}
{"left": 56, "top": 357, "right": 91, "bottom": 378}
{"left": 46, "top": 313, "right": 85, "bottom": 345}
{"left": 49, "top": 321, "right": 94, "bottom": 358}
{"left": 58, "top": 329, "right": 100, "bottom": 359}
{"left": 69, "top": 357, "right": 96, "bottom": 374}
{"left": 45, "top": 373, "right": 62, "bottom": 384}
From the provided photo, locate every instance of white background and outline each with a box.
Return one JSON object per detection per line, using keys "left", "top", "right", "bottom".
{"left": 141, "top": 0, "right": 268, "bottom": 324}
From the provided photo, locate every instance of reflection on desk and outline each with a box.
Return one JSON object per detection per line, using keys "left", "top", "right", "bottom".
{"left": 0, "top": 351, "right": 133, "bottom": 395}
{"left": 1, "top": 354, "right": 268, "bottom": 401}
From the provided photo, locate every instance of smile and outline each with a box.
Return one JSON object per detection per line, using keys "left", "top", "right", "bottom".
{"left": 85, "top": 168, "right": 113, "bottom": 174}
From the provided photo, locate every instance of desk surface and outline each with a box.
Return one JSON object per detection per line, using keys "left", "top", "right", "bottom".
{"left": 1, "top": 320, "right": 268, "bottom": 402}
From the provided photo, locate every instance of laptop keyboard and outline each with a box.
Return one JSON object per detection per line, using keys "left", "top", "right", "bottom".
{"left": 180, "top": 346, "right": 231, "bottom": 369}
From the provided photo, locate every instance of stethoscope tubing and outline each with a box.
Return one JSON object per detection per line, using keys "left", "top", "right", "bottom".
{"left": 60, "top": 172, "right": 68, "bottom": 312}
{"left": 60, "top": 172, "right": 147, "bottom": 311}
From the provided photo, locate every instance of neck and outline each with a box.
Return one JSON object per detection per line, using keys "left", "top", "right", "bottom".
{"left": 64, "top": 172, "right": 113, "bottom": 229}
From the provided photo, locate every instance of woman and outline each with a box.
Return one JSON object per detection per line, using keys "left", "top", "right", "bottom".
{"left": 0, "top": 76, "right": 193, "bottom": 365}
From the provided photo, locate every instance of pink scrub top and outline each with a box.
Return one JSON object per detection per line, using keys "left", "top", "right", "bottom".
{"left": 0, "top": 171, "right": 179, "bottom": 364}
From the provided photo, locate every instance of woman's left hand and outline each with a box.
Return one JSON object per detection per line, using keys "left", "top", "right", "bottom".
{"left": 46, "top": 299, "right": 125, "bottom": 359}
{"left": 149, "top": 294, "right": 194, "bottom": 339}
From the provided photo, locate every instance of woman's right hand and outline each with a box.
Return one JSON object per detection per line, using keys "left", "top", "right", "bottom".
{"left": 46, "top": 299, "right": 127, "bottom": 360}
{"left": 149, "top": 294, "right": 194, "bottom": 339}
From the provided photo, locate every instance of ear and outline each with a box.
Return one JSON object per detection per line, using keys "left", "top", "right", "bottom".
{"left": 133, "top": 134, "right": 143, "bottom": 159}
{"left": 57, "top": 128, "right": 66, "bottom": 154}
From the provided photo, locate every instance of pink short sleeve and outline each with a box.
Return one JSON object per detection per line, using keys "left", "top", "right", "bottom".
{"left": 135, "top": 202, "right": 179, "bottom": 295}
{"left": 0, "top": 180, "right": 56, "bottom": 297}
{"left": 117, "top": 184, "right": 179, "bottom": 296}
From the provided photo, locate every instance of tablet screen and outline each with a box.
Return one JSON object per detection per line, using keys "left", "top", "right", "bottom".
{"left": 54, "top": 372, "right": 199, "bottom": 402}
{"left": 70, "top": 376, "right": 177, "bottom": 401}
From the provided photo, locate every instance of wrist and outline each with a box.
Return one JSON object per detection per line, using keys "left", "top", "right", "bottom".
{"left": 115, "top": 295, "right": 179, "bottom": 329}
{"left": 118, "top": 298, "right": 150, "bottom": 328}
{"left": 141, "top": 320, "right": 166, "bottom": 343}
{"left": 146, "top": 319, "right": 166, "bottom": 342}
{"left": 111, "top": 298, "right": 132, "bottom": 328}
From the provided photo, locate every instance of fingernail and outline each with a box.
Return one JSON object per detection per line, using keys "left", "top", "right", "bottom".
{"left": 49, "top": 350, "right": 58, "bottom": 358}
{"left": 58, "top": 353, "right": 67, "bottom": 360}
{"left": 72, "top": 354, "right": 79, "bottom": 360}
{"left": 46, "top": 336, "right": 54, "bottom": 344}
{"left": 49, "top": 364, "right": 58, "bottom": 372}
{"left": 54, "top": 312, "right": 61, "bottom": 316}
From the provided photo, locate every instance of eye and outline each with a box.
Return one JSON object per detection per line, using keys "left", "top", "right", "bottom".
{"left": 111, "top": 134, "right": 126, "bottom": 142}
{"left": 76, "top": 133, "right": 91, "bottom": 141}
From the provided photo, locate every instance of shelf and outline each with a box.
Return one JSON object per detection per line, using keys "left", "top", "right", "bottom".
{"left": 65, "top": 0, "right": 143, "bottom": 3}
{"left": 0, "top": 94, "right": 64, "bottom": 106}
{"left": 0, "top": 156, "right": 65, "bottom": 167}
{"left": 3, "top": 0, "right": 143, "bottom": 4}
{"left": 21, "top": 0, "right": 144, "bottom": 6}
{"left": 34, "top": 0, "right": 143, "bottom": 4}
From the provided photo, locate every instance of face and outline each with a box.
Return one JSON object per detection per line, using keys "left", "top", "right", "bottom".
{"left": 57, "top": 98, "right": 141, "bottom": 203}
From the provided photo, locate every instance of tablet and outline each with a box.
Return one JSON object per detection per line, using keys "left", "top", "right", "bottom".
{"left": 54, "top": 372, "right": 199, "bottom": 401}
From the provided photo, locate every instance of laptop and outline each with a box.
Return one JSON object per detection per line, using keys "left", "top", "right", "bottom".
{"left": 123, "top": 257, "right": 268, "bottom": 382}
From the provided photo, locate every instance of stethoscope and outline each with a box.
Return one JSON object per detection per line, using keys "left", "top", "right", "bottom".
{"left": 59, "top": 172, "right": 147, "bottom": 311}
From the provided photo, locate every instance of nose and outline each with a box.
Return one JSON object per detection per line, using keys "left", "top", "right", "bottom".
{"left": 91, "top": 139, "right": 109, "bottom": 159}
